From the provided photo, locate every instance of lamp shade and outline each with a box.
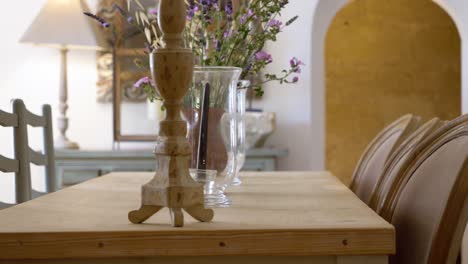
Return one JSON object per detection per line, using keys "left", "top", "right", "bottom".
{"left": 20, "top": 0, "right": 107, "bottom": 50}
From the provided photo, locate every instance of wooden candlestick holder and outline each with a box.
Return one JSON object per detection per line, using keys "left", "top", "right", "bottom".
{"left": 128, "top": 0, "right": 214, "bottom": 227}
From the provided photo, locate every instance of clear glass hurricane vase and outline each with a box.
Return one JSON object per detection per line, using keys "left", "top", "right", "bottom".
{"left": 183, "top": 66, "right": 241, "bottom": 207}
{"left": 230, "top": 80, "right": 249, "bottom": 186}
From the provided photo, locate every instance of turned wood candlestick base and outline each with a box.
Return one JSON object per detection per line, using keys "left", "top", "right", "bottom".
{"left": 128, "top": 121, "right": 214, "bottom": 227}
{"left": 128, "top": 0, "right": 213, "bottom": 227}
{"left": 129, "top": 205, "right": 214, "bottom": 227}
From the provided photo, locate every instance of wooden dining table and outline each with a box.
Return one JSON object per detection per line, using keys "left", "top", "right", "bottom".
{"left": 0, "top": 171, "right": 395, "bottom": 264}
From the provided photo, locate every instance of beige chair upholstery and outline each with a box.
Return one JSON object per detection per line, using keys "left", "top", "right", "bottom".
{"left": 389, "top": 114, "right": 468, "bottom": 264}
{"left": 0, "top": 99, "right": 57, "bottom": 209}
{"left": 369, "top": 118, "right": 445, "bottom": 213}
{"left": 350, "top": 114, "right": 421, "bottom": 204}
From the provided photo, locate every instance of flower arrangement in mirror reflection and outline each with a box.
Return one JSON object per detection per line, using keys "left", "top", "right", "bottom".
{"left": 85, "top": 0, "right": 304, "bottom": 101}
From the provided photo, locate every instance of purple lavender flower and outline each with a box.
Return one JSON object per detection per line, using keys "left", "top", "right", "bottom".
{"left": 188, "top": 0, "right": 196, "bottom": 9}
{"left": 214, "top": 40, "right": 221, "bottom": 52}
{"left": 255, "top": 51, "right": 273, "bottom": 64}
{"left": 212, "top": 1, "right": 220, "bottom": 11}
{"left": 292, "top": 76, "right": 299, "bottom": 83}
{"left": 134, "top": 76, "right": 155, "bottom": 88}
{"left": 239, "top": 15, "right": 246, "bottom": 24}
{"left": 148, "top": 8, "right": 158, "bottom": 15}
{"left": 244, "top": 63, "right": 252, "bottom": 73}
{"left": 225, "top": 0, "right": 233, "bottom": 19}
{"left": 201, "top": 0, "right": 212, "bottom": 12}
{"left": 187, "top": 0, "right": 199, "bottom": 20}
{"left": 201, "top": 0, "right": 213, "bottom": 6}
{"left": 239, "top": 9, "right": 256, "bottom": 24}
{"left": 289, "top": 57, "right": 305, "bottom": 73}
{"left": 267, "top": 19, "right": 283, "bottom": 30}
{"left": 83, "top": 12, "right": 110, "bottom": 28}
{"left": 223, "top": 28, "right": 232, "bottom": 38}
{"left": 127, "top": 16, "right": 133, "bottom": 23}
{"left": 201, "top": 0, "right": 217, "bottom": 22}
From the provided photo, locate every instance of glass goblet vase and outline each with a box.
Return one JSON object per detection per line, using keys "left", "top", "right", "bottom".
{"left": 230, "top": 80, "right": 249, "bottom": 186}
{"left": 183, "top": 66, "right": 241, "bottom": 207}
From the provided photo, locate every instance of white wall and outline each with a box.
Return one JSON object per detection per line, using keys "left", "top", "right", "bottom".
{"left": 433, "top": 0, "right": 468, "bottom": 113}
{"left": 0, "top": 0, "right": 152, "bottom": 203}
{"left": 259, "top": 0, "right": 320, "bottom": 170}
{"left": 306, "top": 0, "right": 347, "bottom": 171}
{"left": 259, "top": 0, "right": 350, "bottom": 171}
{"left": 1, "top": 0, "right": 59, "bottom": 202}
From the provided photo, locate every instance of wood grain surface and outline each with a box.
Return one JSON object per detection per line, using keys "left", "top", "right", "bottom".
{"left": 0, "top": 171, "right": 395, "bottom": 260}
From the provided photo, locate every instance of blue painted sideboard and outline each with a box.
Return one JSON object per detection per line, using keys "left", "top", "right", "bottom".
{"left": 55, "top": 148, "right": 288, "bottom": 187}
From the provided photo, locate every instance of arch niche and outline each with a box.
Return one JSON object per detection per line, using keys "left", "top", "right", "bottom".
{"left": 324, "top": 0, "right": 461, "bottom": 184}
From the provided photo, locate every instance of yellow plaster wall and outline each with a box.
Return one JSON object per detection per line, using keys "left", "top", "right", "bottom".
{"left": 325, "top": 0, "right": 461, "bottom": 184}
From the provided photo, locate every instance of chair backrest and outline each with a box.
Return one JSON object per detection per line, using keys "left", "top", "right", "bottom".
{"left": 0, "top": 109, "right": 20, "bottom": 209}
{"left": 350, "top": 114, "right": 421, "bottom": 204}
{"left": 369, "top": 118, "right": 445, "bottom": 213}
{"left": 389, "top": 114, "right": 468, "bottom": 264}
{"left": 0, "top": 99, "right": 56, "bottom": 208}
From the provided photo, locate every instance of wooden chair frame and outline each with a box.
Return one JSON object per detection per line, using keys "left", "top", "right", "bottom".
{"left": 350, "top": 114, "right": 422, "bottom": 204}
{"left": 0, "top": 109, "right": 20, "bottom": 208}
{"left": 369, "top": 118, "right": 445, "bottom": 213}
{"left": 0, "top": 99, "right": 56, "bottom": 208}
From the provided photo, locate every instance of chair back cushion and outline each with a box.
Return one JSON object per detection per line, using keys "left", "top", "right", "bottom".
{"left": 390, "top": 115, "right": 468, "bottom": 264}
{"left": 369, "top": 118, "right": 445, "bottom": 213}
{"left": 350, "top": 114, "right": 421, "bottom": 204}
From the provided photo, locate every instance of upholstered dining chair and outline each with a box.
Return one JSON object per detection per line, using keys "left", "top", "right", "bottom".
{"left": 350, "top": 114, "right": 421, "bottom": 204}
{"left": 368, "top": 118, "right": 445, "bottom": 213}
{"left": 0, "top": 99, "right": 57, "bottom": 209}
{"left": 388, "top": 114, "right": 468, "bottom": 264}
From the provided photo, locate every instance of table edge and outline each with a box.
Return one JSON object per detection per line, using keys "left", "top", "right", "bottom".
{"left": 0, "top": 227, "right": 395, "bottom": 259}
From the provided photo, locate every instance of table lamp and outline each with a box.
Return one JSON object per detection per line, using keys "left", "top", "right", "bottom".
{"left": 20, "top": 0, "right": 107, "bottom": 149}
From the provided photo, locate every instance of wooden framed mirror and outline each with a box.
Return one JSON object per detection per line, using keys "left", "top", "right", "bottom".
{"left": 96, "top": 0, "right": 158, "bottom": 142}
{"left": 97, "top": 0, "right": 254, "bottom": 142}
{"left": 113, "top": 48, "right": 156, "bottom": 142}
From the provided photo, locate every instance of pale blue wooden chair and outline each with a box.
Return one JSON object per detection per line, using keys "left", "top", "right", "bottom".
{"left": 0, "top": 99, "right": 57, "bottom": 209}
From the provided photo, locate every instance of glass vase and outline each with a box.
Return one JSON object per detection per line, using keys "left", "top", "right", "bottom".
{"left": 230, "top": 80, "right": 249, "bottom": 186}
{"left": 183, "top": 66, "right": 241, "bottom": 207}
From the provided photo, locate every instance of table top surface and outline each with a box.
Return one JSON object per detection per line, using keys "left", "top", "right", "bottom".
{"left": 0, "top": 171, "right": 395, "bottom": 260}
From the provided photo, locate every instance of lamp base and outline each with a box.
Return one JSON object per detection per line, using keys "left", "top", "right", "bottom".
{"left": 55, "top": 136, "right": 79, "bottom": 150}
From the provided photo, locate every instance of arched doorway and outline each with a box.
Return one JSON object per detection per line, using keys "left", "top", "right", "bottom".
{"left": 325, "top": 0, "right": 461, "bottom": 184}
